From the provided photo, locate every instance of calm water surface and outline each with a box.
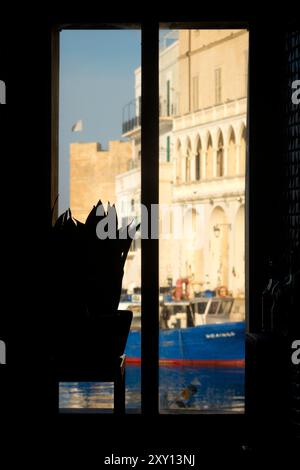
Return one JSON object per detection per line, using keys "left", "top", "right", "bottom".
{"left": 59, "top": 365, "right": 244, "bottom": 413}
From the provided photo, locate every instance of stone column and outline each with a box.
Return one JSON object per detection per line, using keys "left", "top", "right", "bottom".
{"left": 212, "top": 148, "right": 217, "bottom": 178}
{"left": 190, "top": 153, "right": 196, "bottom": 181}
{"left": 202, "top": 150, "right": 206, "bottom": 179}
{"left": 223, "top": 146, "right": 229, "bottom": 177}
{"left": 236, "top": 144, "right": 241, "bottom": 175}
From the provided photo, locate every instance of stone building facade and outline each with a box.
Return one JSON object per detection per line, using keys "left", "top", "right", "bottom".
{"left": 118, "top": 37, "right": 179, "bottom": 290}
{"left": 70, "top": 140, "right": 133, "bottom": 222}
{"left": 69, "top": 29, "right": 248, "bottom": 299}
{"left": 171, "top": 29, "right": 248, "bottom": 297}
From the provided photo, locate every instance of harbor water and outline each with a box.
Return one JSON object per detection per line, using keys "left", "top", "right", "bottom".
{"left": 59, "top": 365, "right": 244, "bottom": 413}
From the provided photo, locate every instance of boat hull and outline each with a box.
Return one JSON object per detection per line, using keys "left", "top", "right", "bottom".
{"left": 125, "top": 321, "right": 245, "bottom": 367}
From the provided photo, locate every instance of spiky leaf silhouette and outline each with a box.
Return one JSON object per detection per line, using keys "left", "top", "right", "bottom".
{"left": 50, "top": 201, "right": 139, "bottom": 330}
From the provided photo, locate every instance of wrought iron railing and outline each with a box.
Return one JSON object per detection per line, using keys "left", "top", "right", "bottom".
{"left": 122, "top": 96, "right": 177, "bottom": 134}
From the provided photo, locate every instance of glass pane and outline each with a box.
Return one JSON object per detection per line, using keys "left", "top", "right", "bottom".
{"left": 58, "top": 28, "right": 141, "bottom": 413}
{"left": 159, "top": 27, "right": 248, "bottom": 413}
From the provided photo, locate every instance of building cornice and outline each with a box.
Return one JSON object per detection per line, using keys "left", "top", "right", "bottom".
{"left": 178, "top": 30, "right": 247, "bottom": 61}
{"left": 173, "top": 176, "right": 245, "bottom": 204}
{"left": 173, "top": 97, "right": 247, "bottom": 133}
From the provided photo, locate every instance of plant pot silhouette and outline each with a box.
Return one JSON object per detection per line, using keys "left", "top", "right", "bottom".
{"left": 48, "top": 200, "right": 138, "bottom": 360}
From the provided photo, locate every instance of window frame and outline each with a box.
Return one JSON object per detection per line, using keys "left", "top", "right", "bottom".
{"left": 51, "top": 20, "right": 250, "bottom": 420}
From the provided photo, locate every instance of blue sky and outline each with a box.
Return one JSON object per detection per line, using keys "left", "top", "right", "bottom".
{"left": 59, "top": 29, "right": 141, "bottom": 214}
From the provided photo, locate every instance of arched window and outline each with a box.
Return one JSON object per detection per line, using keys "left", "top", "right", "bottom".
{"left": 216, "top": 132, "right": 224, "bottom": 177}
{"left": 240, "top": 126, "right": 246, "bottom": 175}
{"left": 176, "top": 140, "right": 182, "bottom": 183}
{"left": 227, "top": 127, "right": 236, "bottom": 176}
{"left": 195, "top": 136, "right": 201, "bottom": 181}
{"left": 195, "top": 154, "right": 200, "bottom": 180}
{"left": 185, "top": 139, "right": 192, "bottom": 183}
{"left": 206, "top": 133, "right": 213, "bottom": 179}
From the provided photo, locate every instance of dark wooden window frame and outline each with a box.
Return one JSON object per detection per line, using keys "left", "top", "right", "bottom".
{"left": 51, "top": 20, "right": 253, "bottom": 422}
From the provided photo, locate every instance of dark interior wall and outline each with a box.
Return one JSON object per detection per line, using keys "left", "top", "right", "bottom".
{"left": 284, "top": 31, "right": 300, "bottom": 253}
{"left": 247, "top": 24, "right": 287, "bottom": 332}
{"left": 2, "top": 19, "right": 296, "bottom": 315}
{"left": 0, "top": 8, "right": 299, "bottom": 459}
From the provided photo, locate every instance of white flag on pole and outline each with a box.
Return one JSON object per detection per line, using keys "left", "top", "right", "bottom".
{"left": 71, "top": 120, "right": 83, "bottom": 132}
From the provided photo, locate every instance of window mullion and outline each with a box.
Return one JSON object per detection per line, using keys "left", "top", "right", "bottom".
{"left": 141, "top": 23, "right": 159, "bottom": 415}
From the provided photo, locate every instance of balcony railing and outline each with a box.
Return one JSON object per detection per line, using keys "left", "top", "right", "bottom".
{"left": 122, "top": 96, "right": 177, "bottom": 135}
{"left": 159, "top": 101, "right": 177, "bottom": 118}
{"left": 122, "top": 115, "right": 141, "bottom": 134}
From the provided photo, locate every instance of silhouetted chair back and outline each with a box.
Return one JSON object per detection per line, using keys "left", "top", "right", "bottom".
{"left": 52, "top": 310, "right": 133, "bottom": 414}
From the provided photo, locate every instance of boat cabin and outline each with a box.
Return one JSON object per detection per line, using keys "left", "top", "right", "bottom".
{"left": 119, "top": 296, "right": 244, "bottom": 331}
{"left": 161, "top": 297, "right": 243, "bottom": 329}
{"left": 191, "top": 297, "right": 234, "bottom": 325}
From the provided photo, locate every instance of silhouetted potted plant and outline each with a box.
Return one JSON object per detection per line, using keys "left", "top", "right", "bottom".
{"left": 48, "top": 199, "right": 139, "bottom": 362}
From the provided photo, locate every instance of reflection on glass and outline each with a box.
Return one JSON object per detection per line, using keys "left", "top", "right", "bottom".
{"left": 59, "top": 382, "right": 114, "bottom": 410}
{"left": 158, "top": 28, "right": 248, "bottom": 413}
{"left": 59, "top": 365, "right": 244, "bottom": 413}
{"left": 159, "top": 367, "right": 244, "bottom": 413}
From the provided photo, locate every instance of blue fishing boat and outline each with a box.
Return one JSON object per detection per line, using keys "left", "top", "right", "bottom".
{"left": 120, "top": 296, "right": 245, "bottom": 367}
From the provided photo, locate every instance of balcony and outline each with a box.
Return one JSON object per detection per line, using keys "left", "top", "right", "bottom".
{"left": 122, "top": 98, "right": 141, "bottom": 137}
{"left": 122, "top": 115, "right": 141, "bottom": 135}
{"left": 122, "top": 96, "right": 177, "bottom": 137}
